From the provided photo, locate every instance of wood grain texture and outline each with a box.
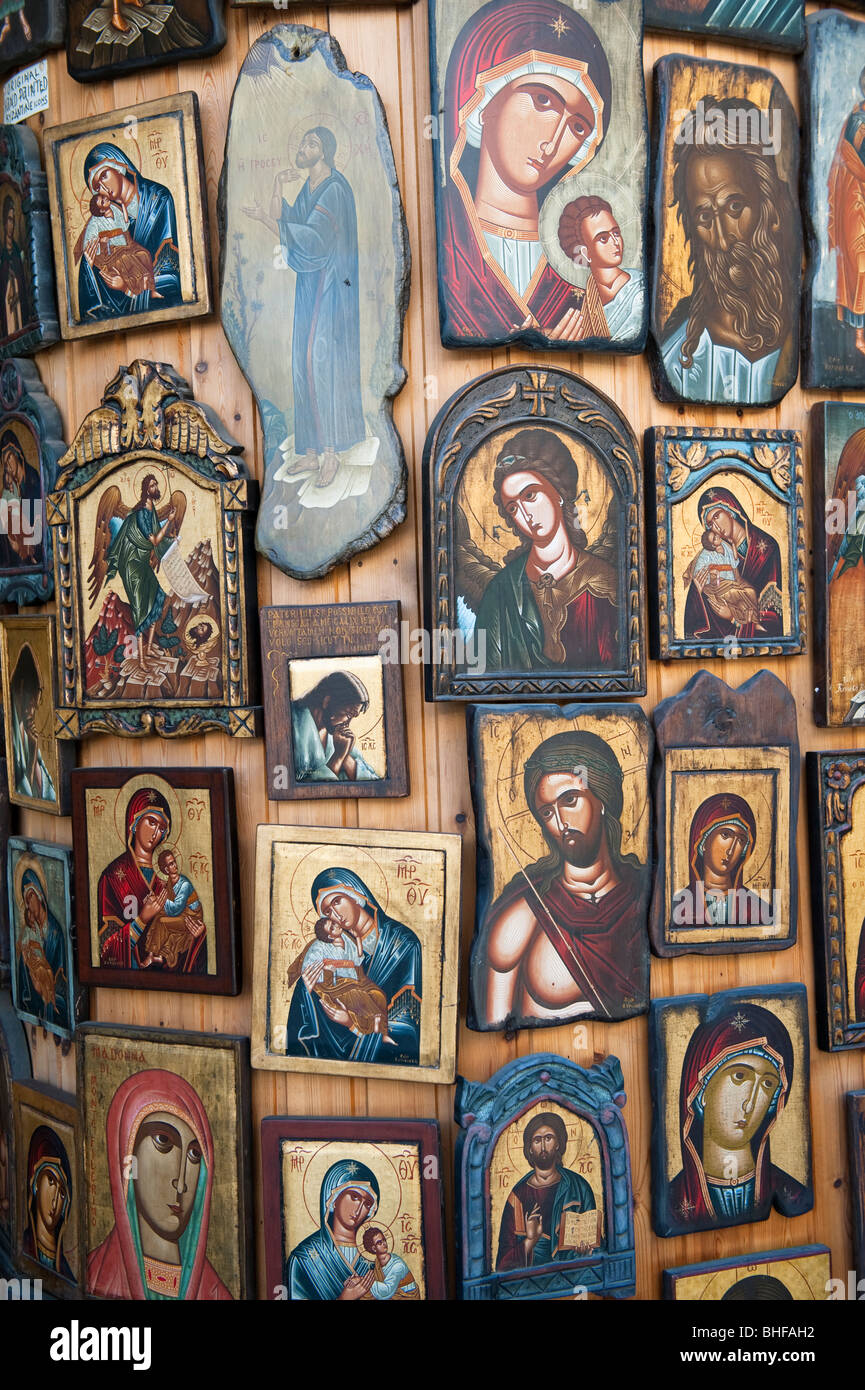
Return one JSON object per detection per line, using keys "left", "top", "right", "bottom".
{"left": 15, "top": 8, "right": 865, "bottom": 1300}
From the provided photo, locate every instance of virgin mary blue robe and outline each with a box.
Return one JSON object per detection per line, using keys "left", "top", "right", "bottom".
{"left": 16, "top": 871, "right": 69, "bottom": 1032}
{"left": 278, "top": 171, "right": 366, "bottom": 456}
{"left": 78, "top": 143, "right": 182, "bottom": 322}
{"left": 286, "top": 1160, "right": 378, "bottom": 1301}
{"left": 285, "top": 867, "right": 422, "bottom": 1066}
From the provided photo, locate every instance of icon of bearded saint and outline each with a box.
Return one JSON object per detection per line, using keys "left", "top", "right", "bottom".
{"left": 659, "top": 96, "right": 797, "bottom": 405}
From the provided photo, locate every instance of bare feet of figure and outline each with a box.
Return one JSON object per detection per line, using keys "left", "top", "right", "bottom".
{"left": 316, "top": 448, "right": 339, "bottom": 488}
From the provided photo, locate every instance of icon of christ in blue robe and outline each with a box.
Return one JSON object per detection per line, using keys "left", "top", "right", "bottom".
{"left": 277, "top": 128, "right": 366, "bottom": 466}
{"left": 284, "top": 867, "right": 422, "bottom": 1067}
{"left": 77, "top": 143, "right": 182, "bottom": 323}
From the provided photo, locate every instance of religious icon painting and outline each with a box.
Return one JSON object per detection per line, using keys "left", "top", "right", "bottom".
{"left": 78, "top": 1023, "right": 252, "bottom": 1301}
{"left": 43, "top": 92, "right": 212, "bottom": 341}
{"left": 261, "top": 1117, "right": 446, "bottom": 1302}
{"left": 251, "top": 825, "right": 461, "bottom": 1084}
{"left": 811, "top": 401, "right": 865, "bottom": 727}
{"left": 646, "top": 427, "right": 806, "bottom": 661}
{"left": 260, "top": 602, "right": 408, "bottom": 801}
{"left": 651, "top": 670, "right": 799, "bottom": 958}
{"left": 468, "top": 703, "right": 651, "bottom": 1031}
{"left": 0, "top": 614, "right": 73, "bottom": 815}
{"left": 219, "top": 24, "right": 409, "bottom": 581}
{"left": 0, "top": 0, "right": 64, "bottom": 75}
{"left": 649, "top": 55, "right": 801, "bottom": 408}
{"left": 662, "top": 1245, "right": 831, "bottom": 1301}
{"left": 455, "top": 1052, "right": 635, "bottom": 1300}
{"left": 644, "top": 0, "right": 804, "bottom": 53}
{"left": 0, "top": 124, "right": 59, "bottom": 358}
{"left": 0, "top": 761, "right": 10, "bottom": 991}
{"left": 8, "top": 838, "right": 83, "bottom": 1043}
{"left": 650, "top": 985, "right": 814, "bottom": 1239}
{"left": 806, "top": 752, "right": 865, "bottom": 1052}
{"left": 0, "top": 359, "right": 65, "bottom": 606}
{"left": 802, "top": 12, "right": 865, "bottom": 390}
{"left": 423, "top": 365, "right": 646, "bottom": 702}
{"left": 849, "top": 1091, "right": 865, "bottom": 1281}
{"left": 67, "top": 0, "right": 226, "bottom": 84}
{"left": 12, "top": 1080, "right": 81, "bottom": 1298}
{"left": 70, "top": 768, "right": 240, "bottom": 996}
{"left": 0, "top": 989, "right": 31, "bottom": 1262}
{"left": 47, "top": 359, "right": 261, "bottom": 741}
{"left": 428, "top": 0, "right": 648, "bottom": 354}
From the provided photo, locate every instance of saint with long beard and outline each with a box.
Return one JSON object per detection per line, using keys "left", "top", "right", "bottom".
{"left": 659, "top": 97, "right": 797, "bottom": 404}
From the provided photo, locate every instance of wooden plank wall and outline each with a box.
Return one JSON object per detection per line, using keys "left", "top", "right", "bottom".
{"left": 17, "top": 1, "right": 865, "bottom": 1299}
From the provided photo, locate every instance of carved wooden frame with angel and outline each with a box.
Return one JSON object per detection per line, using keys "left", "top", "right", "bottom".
{"left": 47, "top": 358, "right": 262, "bottom": 740}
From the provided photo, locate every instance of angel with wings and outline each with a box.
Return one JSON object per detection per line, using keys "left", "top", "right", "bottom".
{"left": 88, "top": 472, "right": 204, "bottom": 660}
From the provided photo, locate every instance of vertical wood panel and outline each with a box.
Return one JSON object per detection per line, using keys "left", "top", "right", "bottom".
{"left": 13, "top": 3, "right": 865, "bottom": 1299}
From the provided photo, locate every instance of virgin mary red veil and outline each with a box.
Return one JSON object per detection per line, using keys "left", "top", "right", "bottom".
{"left": 439, "top": 0, "right": 613, "bottom": 338}
{"left": 87, "top": 1068, "right": 231, "bottom": 1300}
{"left": 670, "top": 1003, "right": 794, "bottom": 1227}
{"left": 687, "top": 792, "right": 757, "bottom": 897}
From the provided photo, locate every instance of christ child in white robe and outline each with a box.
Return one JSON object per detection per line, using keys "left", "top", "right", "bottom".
{"left": 684, "top": 529, "right": 766, "bottom": 631}
{"left": 293, "top": 918, "right": 396, "bottom": 1044}
{"left": 360, "top": 1226, "right": 420, "bottom": 1300}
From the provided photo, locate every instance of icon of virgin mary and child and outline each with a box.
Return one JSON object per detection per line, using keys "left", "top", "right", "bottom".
{"left": 286, "top": 1161, "right": 419, "bottom": 1300}
{"left": 439, "top": 0, "right": 644, "bottom": 347}
{"left": 74, "top": 144, "right": 183, "bottom": 322}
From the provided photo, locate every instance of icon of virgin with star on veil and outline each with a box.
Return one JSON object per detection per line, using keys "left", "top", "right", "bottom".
{"left": 664, "top": 1001, "right": 810, "bottom": 1236}
{"left": 437, "top": 0, "right": 615, "bottom": 346}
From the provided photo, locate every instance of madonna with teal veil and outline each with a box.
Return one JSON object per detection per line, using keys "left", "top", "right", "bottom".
{"left": 87, "top": 1068, "right": 232, "bottom": 1299}
{"left": 78, "top": 143, "right": 182, "bottom": 322}
{"left": 285, "top": 866, "right": 422, "bottom": 1067}
{"left": 286, "top": 1160, "right": 380, "bottom": 1300}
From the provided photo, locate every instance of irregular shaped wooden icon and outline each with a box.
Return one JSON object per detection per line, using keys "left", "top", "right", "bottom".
{"left": 8, "top": 838, "right": 83, "bottom": 1043}
{"left": 0, "top": 614, "right": 73, "bottom": 815}
{"left": 67, "top": 0, "right": 226, "bottom": 83}
{"left": 455, "top": 1052, "right": 636, "bottom": 1300}
{"left": 468, "top": 702, "right": 651, "bottom": 1031}
{"left": 651, "top": 670, "right": 799, "bottom": 958}
{"left": 646, "top": 426, "right": 806, "bottom": 661}
{"left": 0, "top": 0, "right": 64, "bottom": 76}
{"left": 803, "top": 12, "right": 865, "bottom": 388}
{"left": 0, "top": 990, "right": 31, "bottom": 1263}
{"left": 77, "top": 1023, "right": 253, "bottom": 1300}
{"left": 649, "top": 55, "right": 801, "bottom": 407}
{"left": 71, "top": 767, "right": 241, "bottom": 996}
{"left": 650, "top": 984, "right": 814, "bottom": 1239}
{"left": 849, "top": 1091, "right": 865, "bottom": 1282}
{"left": 663, "top": 1245, "right": 831, "bottom": 1301}
{"left": 811, "top": 401, "right": 865, "bottom": 726}
{"left": 44, "top": 93, "right": 212, "bottom": 342}
{"left": 807, "top": 752, "right": 865, "bottom": 1051}
{"left": 261, "top": 1117, "right": 447, "bottom": 1302}
{"left": 220, "top": 25, "right": 409, "bottom": 581}
{"left": 423, "top": 365, "right": 646, "bottom": 701}
{"left": 12, "top": 1081, "right": 81, "bottom": 1299}
{"left": 0, "top": 125, "right": 59, "bottom": 359}
{"left": 428, "top": 0, "right": 648, "bottom": 353}
{"left": 645, "top": 0, "right": 804, "bottom": 53}
{"left": 47, "top": 359, "right": 261, "bottom": 740}
{"left": 0, "top": 359, "right": 64, "bottom": 606}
